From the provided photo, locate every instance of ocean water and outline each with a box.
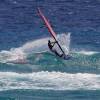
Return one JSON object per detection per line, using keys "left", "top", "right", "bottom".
{"left": 0, "top": 0, "right": 100, "bottom": 100}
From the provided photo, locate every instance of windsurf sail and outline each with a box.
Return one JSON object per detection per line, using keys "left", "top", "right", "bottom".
{"left": 38, "top": 8, "right": 66, "bottom": 56}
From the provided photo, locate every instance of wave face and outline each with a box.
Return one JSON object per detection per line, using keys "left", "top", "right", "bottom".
{"left": 0, "top": 71, "right": 99, "bottom": 91}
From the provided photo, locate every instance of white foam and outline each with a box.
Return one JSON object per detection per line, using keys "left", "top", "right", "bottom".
{"left": 0, "top": 71, "right": 99, "bottom": 91}
{"left": 0, "top": 48, "right": 26, "bottom": 63}
{"left": 74, "top": 50, "right": 98, "bottom": 55}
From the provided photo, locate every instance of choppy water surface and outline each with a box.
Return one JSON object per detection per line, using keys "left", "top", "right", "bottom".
{"left": 0, "top": 0, "right": 100, "bottom": 100}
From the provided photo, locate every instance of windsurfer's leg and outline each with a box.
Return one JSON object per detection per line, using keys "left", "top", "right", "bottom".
{"left": 59, "top": 54, "right": 64, "bottom": 57}
{"left": 54, "top": 50, "right": 60, "bottom": 57}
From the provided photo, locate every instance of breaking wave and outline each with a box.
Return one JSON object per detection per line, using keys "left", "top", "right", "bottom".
{"left": 0, "top": 71, "right": 99, "bottom": 91}
{"left": 0, "top": 33, "right": 99, "bottom": 91}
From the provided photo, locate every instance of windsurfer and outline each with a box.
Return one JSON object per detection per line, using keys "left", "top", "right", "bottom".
{"left": 48, "top": 40, "right": 64, "bottom": 57}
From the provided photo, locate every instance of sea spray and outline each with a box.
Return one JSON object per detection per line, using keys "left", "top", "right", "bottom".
{"left": 0, "top": 33, "right": 70, "bottom": 63}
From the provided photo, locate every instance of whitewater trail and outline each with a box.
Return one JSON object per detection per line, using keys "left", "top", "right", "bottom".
{"left": 0, "top": 33, "right": 70, "bottom": 63}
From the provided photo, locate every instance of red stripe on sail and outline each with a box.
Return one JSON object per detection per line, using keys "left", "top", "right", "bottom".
{"left": 38, "top": 8, "right": 56, "bottom": 38}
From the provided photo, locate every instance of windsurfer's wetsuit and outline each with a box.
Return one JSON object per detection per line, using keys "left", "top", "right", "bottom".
{"left": 48, "top": 40, "right": 64, "bottom": 57}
